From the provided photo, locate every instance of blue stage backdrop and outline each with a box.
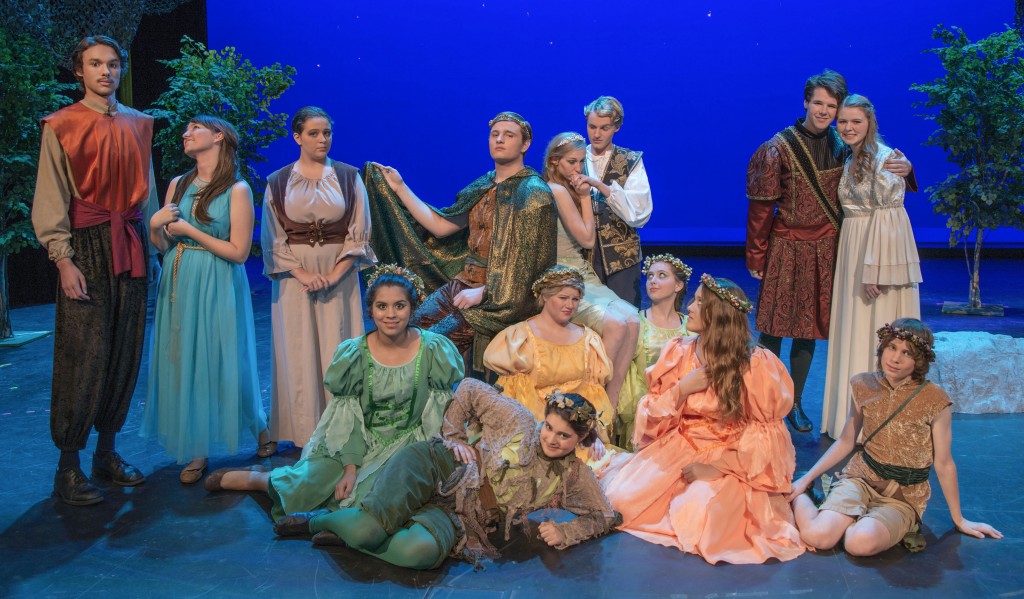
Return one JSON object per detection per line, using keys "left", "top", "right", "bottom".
{"left": 207, "top": 1, "right": 1020, "bottom": 247}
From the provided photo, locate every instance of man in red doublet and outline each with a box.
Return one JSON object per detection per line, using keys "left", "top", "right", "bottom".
{"left": 746, "top": 70, "right": 914, "bottom": 434}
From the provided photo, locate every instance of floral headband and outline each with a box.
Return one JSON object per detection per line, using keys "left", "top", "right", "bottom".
{"left": 876, "top": 323, "right": 936, "bottom": 362}
{"left": 642, "top": 254, "right": 692, "bottom": 280}
{"left": 531, "top": 265, "right": 585, "bottom": 298}
{"left": 489, "top": 111, "right": 533, "bottom": 142}
{"left": 545, "top": 390, "right": 598, "bottom": 430}
{"left": 700, "top": 273, "right": 753, "bottom": 314}
{"left": 366, "top": 263, "right": 427, "bottom": 302}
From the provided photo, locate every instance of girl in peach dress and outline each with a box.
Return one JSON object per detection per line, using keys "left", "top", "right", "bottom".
{"left": 598, "top": 274, "right": 804, "bottom": 564}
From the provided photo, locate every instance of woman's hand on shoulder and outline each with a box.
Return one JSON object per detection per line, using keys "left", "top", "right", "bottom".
{"left": 372, "top": 162, "right": 405, "bottom": 191}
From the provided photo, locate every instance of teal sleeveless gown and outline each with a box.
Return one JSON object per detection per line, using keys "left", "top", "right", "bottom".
{"left": 142, "top": 182, "right": 266, "bottom": 463}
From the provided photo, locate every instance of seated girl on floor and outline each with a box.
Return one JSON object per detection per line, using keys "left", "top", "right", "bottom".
{"left": 205, "top": 265, "right": 465, "bottom": 522}
{"left": 274, "top": 378, "right": 619, "bottom": 570}
{"left": 789, "top": 318, "right": 1002, "bottom": 556}
{"left": 616, "top": 254, "right": 695, "bottom": 449}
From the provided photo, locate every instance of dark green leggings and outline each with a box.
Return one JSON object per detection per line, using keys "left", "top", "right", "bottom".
{"left": 311, "top": 438, "right": 460, "bottom": 569}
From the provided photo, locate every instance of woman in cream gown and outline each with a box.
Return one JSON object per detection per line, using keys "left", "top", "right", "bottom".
{"left": 820, "top": 95, "right": 922, "bottom": 439}
{"left": 541, "top": 132, "right": 638, "bottom": 411}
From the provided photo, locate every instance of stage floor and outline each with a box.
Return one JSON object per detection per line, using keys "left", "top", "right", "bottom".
{"left": 1, "top": 256, "right": 1021, "bottom": 598}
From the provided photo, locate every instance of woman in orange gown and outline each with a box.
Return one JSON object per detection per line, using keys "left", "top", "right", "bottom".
{"left": 598, "top": 274, "right": 804, "bottom": 564}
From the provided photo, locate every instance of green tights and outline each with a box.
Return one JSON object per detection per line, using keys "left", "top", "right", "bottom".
{"left": 311, "top": 508, "right": 445, "bottom": 570}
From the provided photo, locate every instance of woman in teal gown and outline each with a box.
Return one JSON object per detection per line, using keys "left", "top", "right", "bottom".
{"left": 143, "top": 115, "right": 269, "bottom": 483}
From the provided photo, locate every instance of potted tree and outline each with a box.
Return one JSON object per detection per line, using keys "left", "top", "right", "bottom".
{"left": 911, "top": 25, "right": 1024, "bottom": 316}
{"left": 0, "top": 26, "right": 75, "bottom": 344}
{"left": 147, "top": 36, "right": 295, "bottom": 210}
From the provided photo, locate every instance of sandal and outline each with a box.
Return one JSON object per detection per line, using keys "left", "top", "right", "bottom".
{"left": 179, "top": 460, "right": 208, "bottom": 485}
{"left": 256, "top": 440, "right": 278, "bottom": 459}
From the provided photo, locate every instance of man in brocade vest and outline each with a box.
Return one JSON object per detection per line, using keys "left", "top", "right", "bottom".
{"left": 32, "top": 36, "right": 157, "bottom": 505}
{"left": 745, "top": 70, "right": 914, "bottom": 433}
{"left": 575, "top": 96, "right": 653, "bottom": 307}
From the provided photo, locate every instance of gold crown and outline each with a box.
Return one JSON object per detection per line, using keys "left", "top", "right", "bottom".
{"left": 489, "top": 111, "right": 533, "bottom": 141}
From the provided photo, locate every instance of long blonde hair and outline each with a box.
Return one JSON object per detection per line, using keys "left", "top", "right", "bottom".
{"left": 697, "top": 278, "right": 754, "bottom": 422}
{"left": 542, "top": 132, "right": 587, "bottom": 212}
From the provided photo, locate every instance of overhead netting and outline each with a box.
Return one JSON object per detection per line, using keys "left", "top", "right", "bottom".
{"left": 3, "top": 0, "right": 191, "bottom": 67}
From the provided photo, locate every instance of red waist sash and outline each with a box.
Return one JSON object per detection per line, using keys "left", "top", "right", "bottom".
{"left": 69, "top": 197, "right": 145, "bottom": 278}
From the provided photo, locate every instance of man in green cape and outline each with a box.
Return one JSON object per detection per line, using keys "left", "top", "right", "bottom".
{"left": 367, "top": 112, "right": 556, "bottom": 371}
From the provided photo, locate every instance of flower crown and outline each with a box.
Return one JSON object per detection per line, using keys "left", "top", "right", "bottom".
{"left": 556, "top": 132, "right": 586, "bottom": 148}
{"left": 545, "top": 390, "right": 598, "bottom": 430}
{"left": 642, "top": 254, "right": 692, "bottom": 280}
{"left": 700, "top": 273, "right": 753, "bottom": 314}
{"left": 366, "top": 263, "right": 427, "bottom": 302}
{"left": 531, "top": 265, "right": 585, "bottom": 298}
{"left": 876, "top": 323, "right": 936, "bottom": 362}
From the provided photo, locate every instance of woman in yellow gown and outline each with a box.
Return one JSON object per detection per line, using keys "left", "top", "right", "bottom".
{"left": 484, "top": 265, "right": 614, "bottom": 453}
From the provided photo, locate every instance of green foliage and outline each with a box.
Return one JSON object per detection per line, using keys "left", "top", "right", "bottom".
{"left": 911, "top": 25, "right": 1024, "bottom": 246}
{"left": 0, "top": 25, "right": 75, "bottom": 257}
{"left": 146, "top": 36, "right": 296, "bottom": 204}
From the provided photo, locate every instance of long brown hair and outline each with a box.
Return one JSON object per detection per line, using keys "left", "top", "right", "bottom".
{"left": 170, "top": 115, "right": 241, "bottom": 225}
{"left": 542, "top": 132, "right": 587, "bottom": 212}
{"left": 697, "top": 278, "right": 754, "bottom": 422}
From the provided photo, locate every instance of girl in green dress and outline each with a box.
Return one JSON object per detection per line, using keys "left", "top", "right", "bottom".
{"left": 616, "top": 254, "right": 695, "bottom": 448}
{"left": 206, "top": 264, "right": 465, "bottom": 521}
{"left": 275, "top": 379, "right": 618, "bottom": 570}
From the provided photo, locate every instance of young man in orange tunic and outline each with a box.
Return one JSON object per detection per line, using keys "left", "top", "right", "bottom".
{"left": 32, "top": 36, "right": 157, "bottom": 505}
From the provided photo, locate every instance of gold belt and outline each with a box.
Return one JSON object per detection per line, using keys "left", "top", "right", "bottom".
{"left": 170, "top": 243, "right": 208, "bottom": 303}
